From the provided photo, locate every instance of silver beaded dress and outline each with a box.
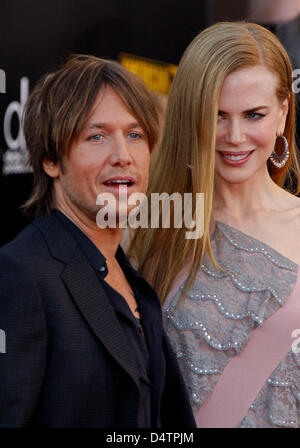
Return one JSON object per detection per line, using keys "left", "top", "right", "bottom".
{"left": 163, "top": 221, "right": 300, "bottom": 428}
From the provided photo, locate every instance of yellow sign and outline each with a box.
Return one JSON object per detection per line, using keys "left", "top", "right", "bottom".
{"left": 119, "top": 53, "right": 177, "bottom": 95}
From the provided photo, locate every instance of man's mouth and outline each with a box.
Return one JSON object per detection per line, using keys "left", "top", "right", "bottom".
{"left": 103, "top": 177, "right": 135, "bottom": 187}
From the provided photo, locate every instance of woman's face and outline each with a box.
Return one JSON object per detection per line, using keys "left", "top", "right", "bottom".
{"left": 215, "top": 65, "right": 288, "bottom": 185}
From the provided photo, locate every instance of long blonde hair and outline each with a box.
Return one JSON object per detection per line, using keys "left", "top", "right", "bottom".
{"left": 129, "top": 21, "right": 300, "bottom": 302}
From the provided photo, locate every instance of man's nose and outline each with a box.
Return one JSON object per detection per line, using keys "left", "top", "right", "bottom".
{"left": 225, "top": 119, "right": 246, "bottom": 145}
{"left": 109, "top": 135, "right": 132, "bottom": 166}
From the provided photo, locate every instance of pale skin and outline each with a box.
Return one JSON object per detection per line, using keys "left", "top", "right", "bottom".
{"left": 43, "top": 85, "right": 151, "bottom": 318}
{"left": 213, "top": 64, "right": 300, "bottom": 266}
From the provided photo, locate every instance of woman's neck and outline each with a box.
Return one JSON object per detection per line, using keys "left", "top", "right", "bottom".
{"left": 213, "top": 170, "right": 286, "bottom": 225}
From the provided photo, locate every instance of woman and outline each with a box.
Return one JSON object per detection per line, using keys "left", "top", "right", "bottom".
{"left": 129, "top": 22, "right": 300, "bottom": 427}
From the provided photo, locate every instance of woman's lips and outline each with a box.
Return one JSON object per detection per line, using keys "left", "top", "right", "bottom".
{"left": 218, "top": 150, "right": 254, "bottom": 166}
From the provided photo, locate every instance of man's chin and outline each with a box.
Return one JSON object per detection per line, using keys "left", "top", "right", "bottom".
{"left": 115, "top": 204, "right": 131, "bottom": 228}
{"left": 95, "top": 203, "right": 126, "bottom": 229}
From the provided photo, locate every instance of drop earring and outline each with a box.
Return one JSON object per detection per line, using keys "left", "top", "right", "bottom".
{"left": 269, "top": 135, "right": 289, "bottom": 168}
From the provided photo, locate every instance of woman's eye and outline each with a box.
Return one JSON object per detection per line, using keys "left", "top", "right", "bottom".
{"left": 217, "top": 112, "right": 225, "bottom": 120}
{"left": 246, "top": 112, "right": 264, "bottom": 120}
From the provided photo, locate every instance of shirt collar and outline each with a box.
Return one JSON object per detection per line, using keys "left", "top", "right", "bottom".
{"left": 54, "top": 210, "right": 107, "bottom": 275}
{"left": 53, "top": 210, "right": 140, "bottom": 280}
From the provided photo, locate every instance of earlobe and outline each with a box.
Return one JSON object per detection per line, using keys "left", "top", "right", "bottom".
{"left": 43, "top": 160, "right": 60, "bottom": 178}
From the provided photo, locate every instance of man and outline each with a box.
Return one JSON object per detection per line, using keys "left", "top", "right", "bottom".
{"left": 0, "top": 55, "right": 195, "bottom": 428}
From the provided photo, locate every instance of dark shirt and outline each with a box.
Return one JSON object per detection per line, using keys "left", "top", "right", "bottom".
{"left": 55, "top": 210, "right": 162, "bottom": 427}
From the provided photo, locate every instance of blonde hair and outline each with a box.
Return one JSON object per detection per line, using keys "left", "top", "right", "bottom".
{"left": 129, "top": 21, "right": 300, "bottom": 302}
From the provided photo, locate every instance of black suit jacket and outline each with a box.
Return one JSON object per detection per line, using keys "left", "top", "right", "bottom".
{"left": 0, "top": 212, "right": 195, "bottom": 428}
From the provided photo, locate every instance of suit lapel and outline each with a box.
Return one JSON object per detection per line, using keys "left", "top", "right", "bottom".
{"left": 34, "top": 213, "right": 141, "bottom": 392}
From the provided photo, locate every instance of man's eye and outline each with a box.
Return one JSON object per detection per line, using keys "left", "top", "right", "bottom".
{"left": 89, "top": 134, "right": 104, "bottom": 141}
{"left": 128, "top": 132, "right": 142, "bottom": 139}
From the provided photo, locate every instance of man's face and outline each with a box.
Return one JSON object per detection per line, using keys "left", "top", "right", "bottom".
{"left": 44, "top": 85, "right": 151, "bottom": 225}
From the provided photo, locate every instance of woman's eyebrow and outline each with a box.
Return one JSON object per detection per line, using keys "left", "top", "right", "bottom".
{"left": 218, "top": 106, "right": 269, "bottom": 114}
